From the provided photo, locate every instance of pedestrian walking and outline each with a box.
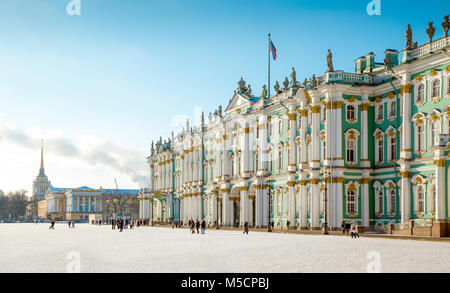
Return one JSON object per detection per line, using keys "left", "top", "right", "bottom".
{"left": 71, "top": 220, "right": 75, "bottom": 228}
{"left": 350, "top": 222, "right": 357, "bottom": 238}
{"left": 172, "top": 221, "right": 175, "bottom": 230}
{"left": 68, "top": 220, "right": 71, "bottom": 228}
{"left": 243, "top": 222, "right": 249, "bottom": 234}
{"left": 341, "top": 221, "right": 346, "bottom": 234}
{"left": 201, "top": 219, "right": 206, "bottom": 234}
{"left": 49, "top": 220, "right": 55, "bottom": 230}
{"left": 354, "top": 223, "right": 360, "bottom": 238}
{"left": 286, "top": 220, "right": 290, "bottom": 230}
{"left": 112, "top": 218, "right": 116, "bottom": 230}
{"left": 195, "top": 219, "right": 200, "bottom": 234}
{"left": 190, "top": 219, "right": 195, "bottom": 234}
{"left": 345, "top": 222, "right": 351, "bottom": 235}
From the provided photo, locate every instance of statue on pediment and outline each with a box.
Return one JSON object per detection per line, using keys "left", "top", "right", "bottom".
{"left": 327, "top": 49, "right": 334, "bottom": 72}
{"left": 246, "top": 84, "right": 252, "bottom": 96}
{"left": 283, "top": 77, "right": 289, "bottom": 90}
{"left": 274, "top": 81, "right": 280, "bottom": 94}
{"left": 442, "top": 15, "right": 450, "bottom": 37}
{"left": 384, "top": 52, "right": 391, "bottom": 69}
{"left": 261, "top": 84, "right": 267, "bottom": 99}
{"left": 405, "top": 24, "right": 413, "bottom": 49}
{"left": 208, "top": 112, "right": 212, "bottom": 122}
{"left": 311, "top": 74, "right": 318, "bottom": 88}
{"left": 218, "top": 105, "right": 222, "bottom": 117}
{"left": 426, "top": 22, "right": 436, "bottom": 43}
{"left": 290, "top": 67, "right": 297, "bottom": 87}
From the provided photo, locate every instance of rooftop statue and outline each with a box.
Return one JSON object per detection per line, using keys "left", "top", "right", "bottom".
{"left": 442, "top": 15, "right": 450, "bottom": 37}
{"left": 384, "top": 51, "right": 391, "bottom": 69}
{"left": 218, "top": 105, "right": 222, "bottom": 117}
{"left": 311, "top": 74, "right": 318, "bottom": 88}
{"left": 405, "top": 24, "right": 413, "bottom": 49}
{"left": 208, "top": 112, "right": 212, "bottom": 122}
{"left": 246, "top": 84, "right": 252, "bottom": 96}
{"left": 151, "top": 141, "right": 154, "bottom": 155}
{"left": 261, "top": 84, "right": 268, "bottom": 99}
{"left": 327, "top": 49, "right": 334, "bottom": 72}
{"left": 426, "top": 22, "right": 436, "bottom": 43}
{"left": 201, "top": 111, "right": 205, "bottom": 126}
{"left": 303, "top": 78, "right": 308, "bottom": 86}
{"left": 283, "top": 77, "right": 289, "bottom": 90}
{"left": 186, "top": 119, "right": 190, "bottom": 133}
{"left": 274, "top": 81, "right": 280, "bottom": 94}
{"left": 290, "top": 67, "right": 297, "bottom": 87}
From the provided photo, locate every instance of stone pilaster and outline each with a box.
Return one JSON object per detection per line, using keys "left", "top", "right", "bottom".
{"left": 400, "top": 81, "right": 412, "bottom": 159}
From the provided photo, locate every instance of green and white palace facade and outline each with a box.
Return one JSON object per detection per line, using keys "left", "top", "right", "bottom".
{"left": 139, "top": 19, "right": 450, "bottom": 233}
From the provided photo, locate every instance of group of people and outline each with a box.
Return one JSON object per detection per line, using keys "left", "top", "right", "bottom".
{"left": 188, "top": 219, "right": 206, "bottom": 234}
{"left": 67, "top": 220, "right": 75, "bottom": 228}
{"left": 341, "top": 221, "right": 360, "bottom": 238}
{"left": 110, "top": 218, "right": 136, "bottom": 232}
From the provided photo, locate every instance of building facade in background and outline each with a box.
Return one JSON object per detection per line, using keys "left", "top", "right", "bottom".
{"left": 141, "top": 18, "right": 450, "bottom": 235}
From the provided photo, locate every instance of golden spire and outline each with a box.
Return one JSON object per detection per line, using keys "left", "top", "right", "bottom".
{"left": 40, "top": 139, "right": 44, "bottom": 171}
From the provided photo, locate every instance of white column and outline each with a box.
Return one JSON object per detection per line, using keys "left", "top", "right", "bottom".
{"left": 434, "top": 157, "right": 446, "bottom": 220}
{"left": 360, "top": 96, "right": 370, "bottom": 167}
{"left": 240, "top": 187, "right": 249, "bottom": 225}
{"left": 401, "top": 82, "right": 412, "bottom": 160}
{"left": 400, "top": 168, "right": 411, "bottom": 224}
{"left": 361, "top": 177, "right": 370, "bottom": 227}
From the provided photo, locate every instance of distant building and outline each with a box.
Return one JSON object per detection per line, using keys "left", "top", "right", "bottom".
{"left": 27, "top": 141, "right": 140, "bottom": 221}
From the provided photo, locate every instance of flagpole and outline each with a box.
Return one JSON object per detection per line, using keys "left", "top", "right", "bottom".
{"left": 268, "top": 33, "right": 271, "bottom": 98}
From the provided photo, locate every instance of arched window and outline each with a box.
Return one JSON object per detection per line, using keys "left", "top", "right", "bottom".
{"left": 389, "top": 190, "right": 396, "bottom": 213}
{"left": 346, "top": 138, "right": 356, "bottom": 163}
{"left": 417, "top": 124, "right": 425, "bottom": 152}
{"left": 269, "top": 151, "right": 273, "bottom": 173}
{"left": 377, "top": 105, "right": 384, "bottom": 121}
{"left": 429, "top": 184, "right": 436, "bottom": 213}
{"left": 430, "top": 121, "right": 440, "bottom": 146}
{"left": 347, "top": 105, "right": 355, "bottom": 121}
{"left": 267, "top": 121, "right": 272, "bottom": 137}
{"left": 278, "top": 119, "right": 282, "bottom": 135}
{"left": 417, "top": 84, "right": 425, "bottom": 102}
{"left": 277, "top": 192, "right": 282, "bottom": 214}
{"left": 278, "top": 148, "right": 282, "bottom": 172}
{"left": 256, "top": 124, "right": 259, "bottom": 139}
{"left": 389, "top": 101, "right": 396, "bottom": 118}
{"left": 376, "top": 190, "right": 384, "bottom": 214}
{"left": 255, "top": 152, "right": 259, "bottom": 172}
{"left": 417, "top": 186, "right": 425, "bottom": 213}
{"left": 432, "top": 79, "right": 441, "bottom": 98}
{"left": 389, "top": 136, "right": 396, "bottom": 161}
{"left": 376, "top": 138, "right": 384, "bottom": 163}
{"left": 236, "top": 155, "right": 241, "bottom": 176}
{"left": 322, "top": 106, "right": 327, "bottom": 121}
{"left": 347, "top": 190, "right": 356, "bottom": 213}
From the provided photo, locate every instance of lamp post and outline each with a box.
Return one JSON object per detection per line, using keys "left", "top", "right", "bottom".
{"left": 266, "top": 176, "right": 274, "bottom": 232}
{"left": 320, "top": 167, "right": 330, "bottom": 235}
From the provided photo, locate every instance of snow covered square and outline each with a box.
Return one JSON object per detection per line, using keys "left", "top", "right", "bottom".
{"left": 0, "top": 223, "right": 449, "bottom": 273}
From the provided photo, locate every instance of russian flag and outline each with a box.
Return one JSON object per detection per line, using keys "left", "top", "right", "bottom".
{"left": 270, "top": 40, "right": 277, "bottom": 60}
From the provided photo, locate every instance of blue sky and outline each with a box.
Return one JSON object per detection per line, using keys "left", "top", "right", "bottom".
{"left": 0, "top": 0, "right": 448, "bottom": 193}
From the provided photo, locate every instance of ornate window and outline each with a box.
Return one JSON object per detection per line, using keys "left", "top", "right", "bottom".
{"left": 347, "top": 190, "right": 356, "bottom": 213}
{"left": 278, "top": 118, "right": 283, "bottom": 135}
{"left": 287, "top": 117, "right": 290, "bottom": 132}
{"left": 429, "top": 183, "right": 436, "bottom": 213}
{"left": 430, "top": 120, "right": 441, "bottom": 147}
{"left": 346, "top": 105, "right": 356, "bottom": 121}
{"left": 267, "top": 121, "right": 272, "bottom": 137}
{"left": 276, "top": 191, "right": 282, "bottom": 215}
{"left": 413, "top": 114, "right": 426, "bottom": 153}
{"left": 387, "top": 189, "right": 396, "bottom": 214}
{"left": 321, "top": 106, "right": 326, "bottom": 123}
{"left": 416, "top": 84, "right": 425, "bottom": 103}
{"left": 376, "top": 104, "right": 384, "bottom": 122}
{"left": 389, "top": 101, "right": 396, "bottom": 119}
{"left": 256, "top": 123, "right": 259, "bottom": 139}
{"left": 447, "top": 76, "right": 450, "bottom": 95}
{"left": 345, "top": 181, "right": 359, "bottom": 215}
{"left": 345, "top": 129, "right": 359, "bottom": 164}
{"left": 431, "top": 79, "right": 441, "bottom": 99}
{"left": 417, "top": 186, "right": 425, "bottom": 213}
{"left": 388, "top": 135, "right": 397, "bottom": 162}
{"left": 376, "top": 137, "right": 384, "bottom": 163}
{"left": 278, "top": 147, "right": 282, "bottom": 172}
{"left": 376, "top": 189, "right": 384, "bottom": 214}
{"left": 255, "top": 152, "right": 259, "bottom": 172}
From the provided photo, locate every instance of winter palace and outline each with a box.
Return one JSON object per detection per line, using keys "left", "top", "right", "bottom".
{"left": 139, "top": 18, "right": 450, "bottom": 236}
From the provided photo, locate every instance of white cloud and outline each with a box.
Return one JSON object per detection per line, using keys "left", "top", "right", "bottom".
{"left": 0, "top": 121, "right": 149, "bottom": 192}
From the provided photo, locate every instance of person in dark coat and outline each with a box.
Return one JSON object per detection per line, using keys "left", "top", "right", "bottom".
{"left": 201, "top": 219, "right": 206, "bottom": 234}
{"left": 345, "top": 222, "right": 351, "bottom": 235}
{"left": 49, "top": 220, "right": 55, "bottom": 230}
{"left": 341, "top": 221, "right": 346, "bottom": 234}
{"left": 243, "top": 222, "right": 249, "bottom": 234}
{"left": 195, "top": 219, "right": 200, "bottom": 234}
{"left": 191, "top": 219, "right": 195, "bottom": 234}
{"left": 68, "top": 220, "right": 71, "bottom": 228}
{"left": 112, "top": 218, "right": 116, "bottom": 230}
